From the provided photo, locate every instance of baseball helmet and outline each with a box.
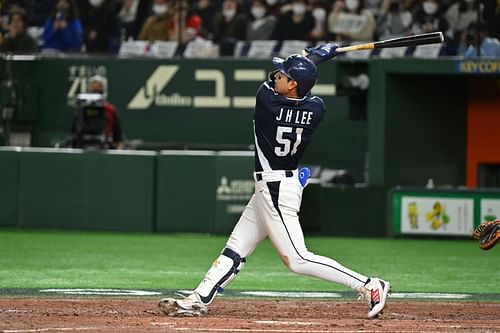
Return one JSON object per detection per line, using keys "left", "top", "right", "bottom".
{"left": 272, "top": 54, "right": 318, "bottom": 97}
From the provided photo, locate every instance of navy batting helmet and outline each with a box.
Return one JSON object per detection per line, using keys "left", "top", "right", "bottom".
{"left": 272, "top": 54, "right": 318, "bottom": 97}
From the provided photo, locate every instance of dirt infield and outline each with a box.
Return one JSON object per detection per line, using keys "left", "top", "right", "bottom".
{"left": 0, "top": 298, "right": 499, "bottom": 333}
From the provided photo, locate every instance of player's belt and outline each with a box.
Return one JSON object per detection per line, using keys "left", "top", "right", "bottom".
{"left": 255, "top": 170, "right": 293, "bottom": 181}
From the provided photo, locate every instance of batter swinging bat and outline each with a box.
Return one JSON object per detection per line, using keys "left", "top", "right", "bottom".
{"left": 335, "top": 32, "right": 444, "bottom": 53}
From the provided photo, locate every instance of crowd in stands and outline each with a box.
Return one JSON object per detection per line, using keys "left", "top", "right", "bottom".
{"left": 0, "top": 0, "right": 498, "bottom": 57}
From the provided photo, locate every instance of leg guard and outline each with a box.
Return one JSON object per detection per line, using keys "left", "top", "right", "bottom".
{"left": 194, "top": 248, "right": 245, "bottom": 305}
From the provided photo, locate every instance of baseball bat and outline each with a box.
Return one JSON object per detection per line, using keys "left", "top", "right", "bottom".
{"left": 335, "top": 32, "right": 444, "bottom": 53}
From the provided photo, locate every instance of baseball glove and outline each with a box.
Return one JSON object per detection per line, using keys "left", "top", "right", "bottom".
{"left": 472, "top": 221, "right": 500, "bottom": 250}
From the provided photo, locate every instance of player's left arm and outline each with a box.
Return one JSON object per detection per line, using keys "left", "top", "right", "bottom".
{"left": 302, "top": 43, "right": 339, "bottom": 66}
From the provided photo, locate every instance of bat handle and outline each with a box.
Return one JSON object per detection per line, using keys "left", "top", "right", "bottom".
{"left": 336, "top": 43, "right": 375, "bottom": 53}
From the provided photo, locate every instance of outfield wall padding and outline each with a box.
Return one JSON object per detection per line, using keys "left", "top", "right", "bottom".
{"left": 155, "top": 151, "right": 254, "bottom": 234}
{"left": 10, "top": 148, "right": 156, "bottom": 231}
{"left": 0, "top": 148, "right": 20, "bottom": 227}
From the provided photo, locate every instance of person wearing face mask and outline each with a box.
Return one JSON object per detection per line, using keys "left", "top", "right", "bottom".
{"left": 310, "top": 0, "right": 328, "bottom": 41}
{"left": 246, "top": 0, "right": 277, "bottom": 40}
{"left": 327, "top": 0, "right": 375, "bottom": 43}
{"left": 212, "top": 0, "right": 248, "bottom": 54}
{"left": 42, "top": 0, "right": 83, "bottom": 52}
{"left": 81, "top": 0, "right": 119, "bottom": 53}
{"left": 272, "top": 0, "right": 315, "bottom": 41}
{"left": 411, "top": 0, "right": 449, "bottom": 37}
{"left": 138, "top": 0, "right": 174, "bottom": 41}
{"left": 71, "top": 75, "right": 125, "bottom": 149}
{"left": 376, "top": 0, "right": 413, "bottom": 40}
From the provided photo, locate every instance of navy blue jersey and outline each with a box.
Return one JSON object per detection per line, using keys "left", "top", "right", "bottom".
{"left": 253, "top": 80, "right": 326, "bottom": 172}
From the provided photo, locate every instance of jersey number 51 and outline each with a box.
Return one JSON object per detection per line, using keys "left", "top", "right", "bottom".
{"left": 274, "top": 126, "right": 303, "bottom": 157}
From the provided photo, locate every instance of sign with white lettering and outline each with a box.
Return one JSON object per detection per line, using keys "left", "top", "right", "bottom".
{"left": 330, "top": 13, "right": 368, "bottom": 34}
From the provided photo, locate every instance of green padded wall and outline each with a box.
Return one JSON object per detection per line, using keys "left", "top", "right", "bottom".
{"left": 317, "top": 185, "right": 388, "bottom": 237}
{"left": 0, "top": 148, "right": 20, "bottom": 227}
{"left": 214, "top": 151, "right": 254, "bottom": 234}
{"left": 17, "top": 148, "right": 155, "bottom": 231}
{"left": 384, "top": 75, "right": 467, "bottom": 187}
{"left": 156, "top": 151, "right": 216, "bottom": 232}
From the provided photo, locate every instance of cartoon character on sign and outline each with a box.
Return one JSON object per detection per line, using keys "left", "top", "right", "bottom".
{"left": 408, "top": 202, "right": 419, "bottom": 229}
{"left": 425, "top": 201, "right": 450, "bottom": 230}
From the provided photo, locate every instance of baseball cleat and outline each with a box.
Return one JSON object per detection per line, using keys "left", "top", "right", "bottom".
{"left": 358, "top": 278, "right": 391, "bottom": 319}
{"left": 158, "top": 293, "right": 207, "bottom": 317}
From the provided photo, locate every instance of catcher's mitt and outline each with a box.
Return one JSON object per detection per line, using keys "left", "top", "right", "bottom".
{"left": 472, "top": 221, "right": 500, "bottom": 250}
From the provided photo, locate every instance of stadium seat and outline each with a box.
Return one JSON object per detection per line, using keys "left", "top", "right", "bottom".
{"left": 149, "top": 41, "right": 179, "bottom": 58}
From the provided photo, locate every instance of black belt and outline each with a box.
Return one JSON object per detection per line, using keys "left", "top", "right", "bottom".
{"left": 256, "top": 170, "right": 293, "bottom": 181}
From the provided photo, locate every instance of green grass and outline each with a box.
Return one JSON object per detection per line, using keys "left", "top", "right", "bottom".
{"left": 0, "top": 229, "right": 498, "bottom": 293}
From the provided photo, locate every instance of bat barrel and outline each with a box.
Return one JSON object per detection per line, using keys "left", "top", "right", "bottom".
{"left": 374, "top": 32, "right": 444, "bottom": 49}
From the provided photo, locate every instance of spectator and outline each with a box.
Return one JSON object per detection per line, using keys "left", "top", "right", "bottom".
{"left": 246, "top": 0, "right": 277, "bottom": 40}
{"left": 82, "top": 0, "right": 119, "bottom": 53}
{"left": 194, "top": 0, "right": 220, "bottom": 39}
{"left": 462, "top": 22, "right": 500, "bottom": 58}
{"left": 170, "top": 0, "right": 203, "bottom": 44}
{"left": 444, "top": 0, "right": 481, "bottom": 55}
{"left": 483, "top": 0, "right": 500, "bottom": 40}
{"left": 309, "top": 0, "right": 328, "bottom": 41}
{"left": 0, "top": 8, "right": 37, "bottom": 53}
{"left": 213, "top": 0, "right": 247, "bottom": 54}
{"left": 117, "top": 0, "right": 140, "bottom": 40}
{"left": 72, "top": 75, "right": 125, "bottom": 149}
{"left": 411, "top": 0, "right": 449, "bottom": 36}
{"left": 376, "top": 0, "right": 413, "bottom": 40}
{"left": 138, "top": 0, "right": 172, "bottom": 41}
{"left": 42, "top": 0, "right": 83, "bottom": 52}
{"left": 445, "top": 0, "right": 479, "bottom": 34}
{"left": 272, "top": 0, "right": 315, "bottom": 41}
{"left": 328, "top": 0, "right": 376, "bottom": 43}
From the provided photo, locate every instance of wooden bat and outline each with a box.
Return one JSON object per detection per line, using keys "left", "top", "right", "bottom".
{"left": 335, "top": 32, "right": 444, "bottom": 53}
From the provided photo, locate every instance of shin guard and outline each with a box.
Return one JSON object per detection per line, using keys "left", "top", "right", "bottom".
{"left": 194, "top": 248, "right": 245, "bottom": 305}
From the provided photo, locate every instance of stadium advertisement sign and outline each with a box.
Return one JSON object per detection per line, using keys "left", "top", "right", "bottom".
{"left": 391, "top": 189, "right": 500, "bottom": 236}
{"left": 455, "top": 60, "right": 500, "bottom": 75}
{"left": 400, "top": 196, "right": 474, "bottom": 236}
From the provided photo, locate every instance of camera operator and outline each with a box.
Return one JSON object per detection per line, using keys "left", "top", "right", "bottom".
{"left": 71, "top": 75, "right": 124, "bottom": 149}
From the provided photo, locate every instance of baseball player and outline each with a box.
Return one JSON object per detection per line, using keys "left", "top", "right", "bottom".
{"left": 159, "top": 44, "right": 391, "bottom": 319}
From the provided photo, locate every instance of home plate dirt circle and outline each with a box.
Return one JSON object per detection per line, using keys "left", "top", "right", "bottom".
{"left": 1, "top": 298, "right": 499, "bottom": 333}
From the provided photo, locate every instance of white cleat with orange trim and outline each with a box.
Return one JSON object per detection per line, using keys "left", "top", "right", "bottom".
{"left": 358, "top": 278, "right": 391, "bottom": 319}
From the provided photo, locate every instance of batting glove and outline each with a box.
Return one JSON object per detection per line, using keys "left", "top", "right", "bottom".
{"left": 304, "top": 43, "right": 338, "bottom": 64}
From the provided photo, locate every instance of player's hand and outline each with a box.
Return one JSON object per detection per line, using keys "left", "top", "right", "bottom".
{"left": 304, "top": 43, "right": 338, "bottom": 64}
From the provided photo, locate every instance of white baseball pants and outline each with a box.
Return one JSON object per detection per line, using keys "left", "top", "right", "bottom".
{"left": 225, "top": 169, "right": 368, "bottom": 291}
